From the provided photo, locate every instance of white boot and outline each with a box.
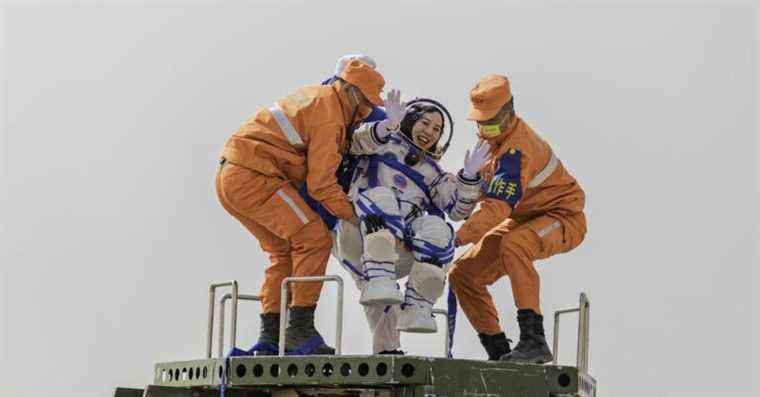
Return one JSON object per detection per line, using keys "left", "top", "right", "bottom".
{"left": 360, "top": 229, "right": 403, "bottom": 306}
{"left": 360, "top": 277, "right": 403, "bottom": 306}
{"left": 397, "top": 286, "right": 437, "bottom": 333}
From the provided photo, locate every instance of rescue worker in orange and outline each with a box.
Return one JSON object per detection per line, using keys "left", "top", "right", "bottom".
{"left": 217, "top": 60, "right": 387, "bottom": 355}
{"left": 448, "top": 75, "right": 587, "bottom": 364}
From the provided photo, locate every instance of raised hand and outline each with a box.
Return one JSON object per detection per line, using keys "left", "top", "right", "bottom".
{"left": 377, "top": 89, "right": 406, "bottom": 138}
{"left": 463, "top": 139, "right": 492, "bottom": 179}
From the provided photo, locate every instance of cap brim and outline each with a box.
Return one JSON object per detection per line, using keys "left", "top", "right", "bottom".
{"left": 467, "top": 106, "right": 500, "bottom": 121}
{"left": 367, "top": 94, "right": 384, "bottom": 107}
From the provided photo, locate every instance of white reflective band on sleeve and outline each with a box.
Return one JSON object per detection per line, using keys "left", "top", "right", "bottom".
{"left": 528, "top": 152, "right": 559, "bottom": 188}
{"left": 537, "top": 220, "right": 561, "bottom": 238}
{"left": 276, "top": 189, "right": 309, "bottom": 224}
{"left": 269, "top": 103, "right": 304, "bottom": 146}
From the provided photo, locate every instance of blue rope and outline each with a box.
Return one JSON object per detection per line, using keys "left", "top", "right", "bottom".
{"left": 446, "top": 287, "right": 458, "bottom": 358}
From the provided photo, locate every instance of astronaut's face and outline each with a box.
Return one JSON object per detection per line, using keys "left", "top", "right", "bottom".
{"left": 411, "top": 112, "right": 443, "bottom": 151}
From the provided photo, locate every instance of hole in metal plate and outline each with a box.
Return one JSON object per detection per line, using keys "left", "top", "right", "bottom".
{"left": 401, "top": 363, "right": 415, "bottom": 378}
{"left": 322, "top": 363, "right": 334, "bottom": 377}
{"left": 358, "top": 363, "right": 369, "bottom": 377}
{"left": 287, "top": 364, "right": 298, "bottom": 378}
{"left": 376, "top": 362, "right": 388, "bottom": 376}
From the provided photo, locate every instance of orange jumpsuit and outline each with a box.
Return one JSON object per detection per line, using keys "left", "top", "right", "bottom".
{"left": 217, "top": 83, "right": 369, "bottom": 313}
{"left": 449, "top": 115, "right": 587, "bottom": 335}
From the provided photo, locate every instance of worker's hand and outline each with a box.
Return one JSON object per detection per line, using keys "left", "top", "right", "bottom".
{"left": 462, "top": 140, "right": 491, "bottom": 179}
{"left": 377, "top": 89, "right": 406, "bottom": 138}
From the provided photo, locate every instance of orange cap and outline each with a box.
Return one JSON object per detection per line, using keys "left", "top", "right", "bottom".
{"left": 339, "top": 59, "right": 385, "bottom": 106}
{"left": 467, "top": 74, "right": 512, "bottom": 121}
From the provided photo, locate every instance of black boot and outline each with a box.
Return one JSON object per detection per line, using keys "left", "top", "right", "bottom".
{"left": 378, "top": 349, "right": 405, "bottom": 355}
{"left": 284, "top": 306, "right": 335, "bottom": 355}
{"left": 250, "top": 312, "right": 280, "bottom": 356}
{"left": 478, "top": 332, "right": 512, "bottom": 361}
{"left": 500, "top": 309, "right": 553, "bottom": 364}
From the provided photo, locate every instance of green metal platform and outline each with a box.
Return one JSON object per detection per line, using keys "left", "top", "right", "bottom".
{"left": 122, "top": 354, "right": 596, "bottom": 397}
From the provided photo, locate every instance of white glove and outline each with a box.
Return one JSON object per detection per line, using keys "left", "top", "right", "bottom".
{"left": 377, "top": 89, "right": 406, "bottom": 138}
{"left": 462, "top": 140, "right": 491, "bottom": 179}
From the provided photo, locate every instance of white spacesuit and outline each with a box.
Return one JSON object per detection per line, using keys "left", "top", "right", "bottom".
{"left": 334, "top": 98, "right": 487, "bottom": 353}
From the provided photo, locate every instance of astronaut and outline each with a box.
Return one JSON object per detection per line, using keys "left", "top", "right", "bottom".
{"left": 335, "top": 92, "right": 491, "bottom": 354}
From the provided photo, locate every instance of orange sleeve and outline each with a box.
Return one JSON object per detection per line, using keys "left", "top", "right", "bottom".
{"left": 456, "top": 198, "right": 512, "bottom": 246}
{"left": 305, "top": 123, "right": 355, "bottom": 220}
{"left": 456, "top": 145, "right": 531, "bottom": 246}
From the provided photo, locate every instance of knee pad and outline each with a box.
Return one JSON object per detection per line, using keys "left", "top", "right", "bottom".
{"left": 408, "top": 215, "right": 454, "bottom": 265}
{"left": 409, "top": 261, "right": 445, "bottom": 302}
{"left": 364, "top": 228, "right": 399, "bottom": 263}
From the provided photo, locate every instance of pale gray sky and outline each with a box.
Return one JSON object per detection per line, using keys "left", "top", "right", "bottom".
{"left": 1, "top": 1, "right": 758, "bottom": 397}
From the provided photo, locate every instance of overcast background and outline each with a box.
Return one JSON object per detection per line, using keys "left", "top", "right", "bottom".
{"left": 1, "top": 1, "right": 758, "bottom": 396}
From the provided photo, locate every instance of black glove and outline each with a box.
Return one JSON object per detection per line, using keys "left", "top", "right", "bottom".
{"left": 362, "top": 214, "right": 386, "bottom": 234}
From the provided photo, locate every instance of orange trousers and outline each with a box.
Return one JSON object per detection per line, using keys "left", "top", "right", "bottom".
{"left": 449, "top": 212, "right": 586, "bottom": 335}
{"left": 216, "top": 162, "right": 333, "bottom": 313}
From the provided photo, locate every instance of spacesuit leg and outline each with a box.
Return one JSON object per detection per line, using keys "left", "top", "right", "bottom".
{"left": 398, "top": 215, "right": 454, "bottom": 333}
{"left": 355, "top": 187, "right": 405, "bottom": 306}
{"left": 364, "top": 304, "right": 402, "bottom": 354}
{"left": 336, "top": 220, "right": 401, "bottom": 353}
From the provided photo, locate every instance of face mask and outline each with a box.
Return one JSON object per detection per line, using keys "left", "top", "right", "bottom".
{"left": 477, "top": 112, "right": 509, "bottom": 138}
{"left": 478, "top": 123, "right": 502, "bottom": 138}
{"left": 350, "top": 89, "right": 372, "bottom": 118}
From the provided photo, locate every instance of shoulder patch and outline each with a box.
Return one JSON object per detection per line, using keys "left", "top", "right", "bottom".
{"left": 485, "top": 148, "right": 523, "bottom": 207}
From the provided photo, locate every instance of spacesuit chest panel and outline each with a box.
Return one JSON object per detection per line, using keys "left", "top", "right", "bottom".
{"left": 350, "top": 136, "right": 441, "bottom": 219}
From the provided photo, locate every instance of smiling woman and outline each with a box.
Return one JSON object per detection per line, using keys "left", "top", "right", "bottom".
{"left": 399, "top": 104, "right": 447, "bottom": 158}
{"left": 409, "top": 107, "right": 444, "bottom": 150}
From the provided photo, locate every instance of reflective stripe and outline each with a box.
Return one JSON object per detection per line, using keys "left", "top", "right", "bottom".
{"left": 528, "top": 152, "right": 559, "bottom": 188}
{"left": 276, "top": 189, "right": 309, "bottom": 224}
{"left": 537, "top": 220, "right": 561, "bottom": 238}
{"left": 269, "top": 103, "right": 304, "bottom": 146}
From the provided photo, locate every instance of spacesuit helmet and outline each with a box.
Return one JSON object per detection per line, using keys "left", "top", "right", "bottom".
{"left": 399, "top": 98, "right": 454, "bottom": 161}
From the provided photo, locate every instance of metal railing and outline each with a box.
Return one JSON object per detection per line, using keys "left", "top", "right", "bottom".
{"left": 431, "top": 308, "right": 451, "bottom": 357}
{"left": 552, "top": 292, "right": 591, "bottom": 373}
{"left": 278, "top": 275, "right": 344, "bottom": 356}
{"left": 204, "top": 278, "right": 451, "bottom": 358}
{"left": 218, "top": 293, "right": 261, "bottom": 358}
{"left": 206, "top": 281, "right": 238, "bottom": 358}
